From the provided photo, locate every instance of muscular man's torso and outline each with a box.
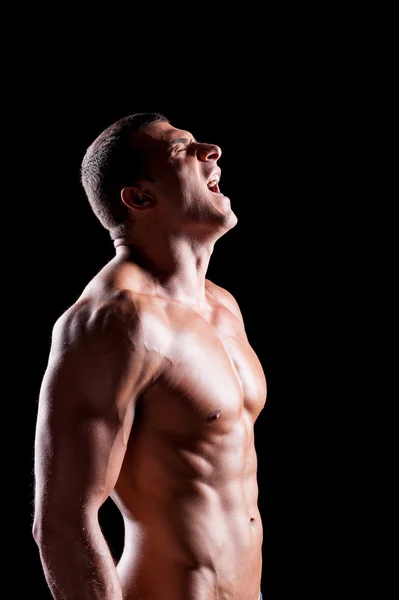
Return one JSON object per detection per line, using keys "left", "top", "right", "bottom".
{"left": 84, "top": 263, "right": 267, "bottom": 600}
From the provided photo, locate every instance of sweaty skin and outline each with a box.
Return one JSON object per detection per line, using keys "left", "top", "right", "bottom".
{"left": 33, "top": 120, "right": 267, "bottom": 600}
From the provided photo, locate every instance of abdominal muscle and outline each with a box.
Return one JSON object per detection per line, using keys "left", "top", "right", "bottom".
{"left": 113, "top": 426, "right": 263, "bottom": 600}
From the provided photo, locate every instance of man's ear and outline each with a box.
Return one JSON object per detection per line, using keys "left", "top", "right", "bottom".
{"left": 121, "top": 186, "right": 156, "bottom": 211}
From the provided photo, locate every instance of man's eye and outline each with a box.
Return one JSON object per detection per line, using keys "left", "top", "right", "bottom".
{"left": 172, "top": 146, "right": 186, "bottom": 155}
{"left": 169, "top": 144, "right": 189, "bottom": 157}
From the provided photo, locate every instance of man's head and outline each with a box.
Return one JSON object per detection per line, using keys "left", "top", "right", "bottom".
{"left": 80, "top": 113, "right": 168, "bottom": 238}
{"left": 81, "top": 113, "right": 237, "bottom": 241}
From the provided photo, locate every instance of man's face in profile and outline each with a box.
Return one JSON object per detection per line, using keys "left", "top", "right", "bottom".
{"left": 130, "top": 121, "right": 237, "bottom": 232}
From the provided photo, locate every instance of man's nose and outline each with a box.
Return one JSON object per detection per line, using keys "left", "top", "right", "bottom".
{"left": 197, "top": 143, "right": 222, "bottom": 162}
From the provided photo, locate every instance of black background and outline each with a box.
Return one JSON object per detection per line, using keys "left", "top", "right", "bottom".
{"left": 8, "top": 20, "right": 396, "bottom": 598}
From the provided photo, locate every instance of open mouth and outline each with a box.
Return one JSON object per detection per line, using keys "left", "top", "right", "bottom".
{"left": 207, "top": 173, "right": 221, "bottom": 194}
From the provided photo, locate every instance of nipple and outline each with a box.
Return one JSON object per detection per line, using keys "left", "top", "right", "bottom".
{"left": 207, "top": 409, "right": 223, "bottom": 422}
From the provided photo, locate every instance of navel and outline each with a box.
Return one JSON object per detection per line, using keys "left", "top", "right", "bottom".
{"left": 207, "top": 409, "right": 223, "bottom": 422}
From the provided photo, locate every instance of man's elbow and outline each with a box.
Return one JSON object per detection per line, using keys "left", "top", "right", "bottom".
{"left": 32, "top": 513, "right": 61, "bottom": 548}
{"left": 32, "top": 507, "right": 91, "bottom": 549}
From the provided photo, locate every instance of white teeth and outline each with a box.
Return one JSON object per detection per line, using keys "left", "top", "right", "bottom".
{"left": 207, "top": 174, "right": 220, "bottom": 187}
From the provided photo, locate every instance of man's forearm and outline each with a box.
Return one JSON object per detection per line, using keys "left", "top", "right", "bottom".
{"left": 35, "top": 519, "right": 123, "bottom": 600}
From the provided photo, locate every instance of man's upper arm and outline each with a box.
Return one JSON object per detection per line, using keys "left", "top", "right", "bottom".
{"left": 33, "top": 295, "right": 158, "bottom": 527}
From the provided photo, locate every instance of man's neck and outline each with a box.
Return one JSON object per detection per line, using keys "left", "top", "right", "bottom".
{"left": 114, "top": 237, "right": 215, "bottom": 310}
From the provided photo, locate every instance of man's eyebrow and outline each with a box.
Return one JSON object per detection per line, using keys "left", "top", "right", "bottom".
{"left": 169, "top": 136, "right": 197, "bottom": 146}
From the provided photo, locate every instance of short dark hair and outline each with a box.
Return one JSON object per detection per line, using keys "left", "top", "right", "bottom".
{"left": 80, "top": 112, "right": 169, "bottom": 237}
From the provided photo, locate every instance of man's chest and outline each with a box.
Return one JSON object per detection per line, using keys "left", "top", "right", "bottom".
{"left": 141, "top": 306, "right": 267, "bottom": 429}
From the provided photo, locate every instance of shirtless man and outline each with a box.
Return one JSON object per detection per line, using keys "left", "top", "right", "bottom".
{"left": 32, "top": 112, "right": 267, "bottom": 599}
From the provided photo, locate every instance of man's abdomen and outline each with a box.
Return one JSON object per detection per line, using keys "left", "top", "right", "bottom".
{"left": 116, "top": 489, "right": 263, "bottom": 600}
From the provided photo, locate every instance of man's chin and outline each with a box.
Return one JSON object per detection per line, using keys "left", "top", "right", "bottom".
{"left": 185, "top": 194, "right": 237, "bottom": 232}
{"left": 214, "top": 195, "right": 237, "bottom": 226}
{"left": 210, "top": 202, "right": 238, "bottom": 233}
{"left": 224, "top": 208, "right": 238, "bottom": 230}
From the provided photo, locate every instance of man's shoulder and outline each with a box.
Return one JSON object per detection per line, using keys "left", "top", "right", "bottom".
{"left": 205, "top": 279, "right": 244, "bottom": 323}
{"left": 43, "top": 291, "right": 164, "bottom": 410}
{"left": 205, "top": 279, "right": 233, "bottom": 300}
{"left": 52, "top": 291, "right": 143, "bottom": 351}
